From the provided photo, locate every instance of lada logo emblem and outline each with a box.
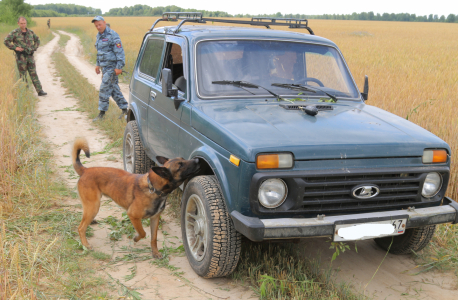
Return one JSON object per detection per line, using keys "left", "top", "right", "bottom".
{"left": 351, "top": 185, "right": 380, "bottom": 199}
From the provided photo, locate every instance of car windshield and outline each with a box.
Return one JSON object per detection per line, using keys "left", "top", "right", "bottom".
{"left": 196, "top": 40, "right": 360, "bottom": 100}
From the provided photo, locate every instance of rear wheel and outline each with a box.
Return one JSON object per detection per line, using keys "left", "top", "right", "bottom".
{"left": 181, "top": 175, "right": 241, "bottom": 278}
{"left": 123, "top": 121, "right": 154, "bottom": 174}
{"left": 374, "top": 225, "right": 436, "bottom": 255}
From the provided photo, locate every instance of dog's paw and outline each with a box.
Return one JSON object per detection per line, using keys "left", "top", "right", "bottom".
{"left": 133, "top": 234, "right": 145, "bottom": 242}
{"left": 152, "top": 251, "right": 163, "bottom": 259}
{"left": 82, "top": 244, "right": 93, "bottom": 251}
{"left": 90, "top": 219, "right": 98, "bottom": 225}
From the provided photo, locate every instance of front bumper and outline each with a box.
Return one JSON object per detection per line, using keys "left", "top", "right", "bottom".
{"left": 231, "top": 197, "right": 458, "bottom": 242}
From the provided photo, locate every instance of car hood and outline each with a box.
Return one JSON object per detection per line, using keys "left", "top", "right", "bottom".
{"left": 191, "top": 101, "right": 449, "bottom": 162}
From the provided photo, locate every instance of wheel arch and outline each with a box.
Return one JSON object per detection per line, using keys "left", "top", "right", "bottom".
{"left": 125, "top": 103, "right": 155, "bottom": 160}
{"left": 184, "top": 146, "right": 235, "bottom": 212}
{"left": 126, "top": 103, "right": 138, "bottom": 123}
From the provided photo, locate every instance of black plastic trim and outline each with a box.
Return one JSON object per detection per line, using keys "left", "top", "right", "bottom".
{"left": 231, "top": 211, "right": 264, "bottom": 241}
{"left": 231, "top": 198, "right": 457, "bottom": 241}
{"left": 445, "top": 197, "right": 458, "bottom": 224}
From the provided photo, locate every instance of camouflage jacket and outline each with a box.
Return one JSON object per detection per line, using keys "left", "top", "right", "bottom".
{"left": 95, "top": 26, "right": 125, "bottom": 69}
{"left": 3, "top": 28, "right": 40, "bottom": 56}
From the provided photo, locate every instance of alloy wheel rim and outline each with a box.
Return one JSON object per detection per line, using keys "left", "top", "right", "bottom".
{"left": 185, "top": 194, "right": 208, "bottom": 262}
{"left": 124, "top": 132, "right": 134, "bottom": 173}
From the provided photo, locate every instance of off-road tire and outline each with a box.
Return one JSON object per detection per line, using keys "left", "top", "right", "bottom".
{"left": 374, "top": 225, "right": 436, "bottom": 255}
{"left": 123, "top": 121, "right": 154, "bottom": 174}
{"left": 181, "top": 175, "right": 242, "bottom": 278}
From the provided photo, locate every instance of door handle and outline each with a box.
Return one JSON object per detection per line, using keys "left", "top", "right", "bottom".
{"left": 150, "top": 90, "right": 156, "bottom": 98}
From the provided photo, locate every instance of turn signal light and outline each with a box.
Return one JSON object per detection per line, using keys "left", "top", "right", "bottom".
{"left": 422, "top": 149, "right": 448, "bottom": 164}
{"left": 257, "top": 153, "right": 293, "bottom": 169}
{"left": 230, "top": 155, "right": 240, "bottom": 166}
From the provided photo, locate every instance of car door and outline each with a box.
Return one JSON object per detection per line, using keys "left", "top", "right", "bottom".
{"left": 132, "top": 35, "right": 165, "bottom": 158}
{"left": 147, "top": 35, "right": 187, "bottom": 159}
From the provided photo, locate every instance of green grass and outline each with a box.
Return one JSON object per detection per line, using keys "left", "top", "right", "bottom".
{"left": 58, "top": 32, "right": 71, "bottom": 47}
{"left": 231, "top": 241, "right": 366, "bottom": 300}
{"left": 414, "top": 224, "right": 458, "bottom": 276}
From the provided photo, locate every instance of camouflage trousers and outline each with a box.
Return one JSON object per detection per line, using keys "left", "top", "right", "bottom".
{"left": 16, "top": 53, "right": 42, "bottom": 92}
{"left": 99, "top": 65, "right": 128, "bottom": 111}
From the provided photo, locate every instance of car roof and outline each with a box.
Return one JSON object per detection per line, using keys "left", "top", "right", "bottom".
{"left": 151, "top": 25, "right": 337, "bottom": 47}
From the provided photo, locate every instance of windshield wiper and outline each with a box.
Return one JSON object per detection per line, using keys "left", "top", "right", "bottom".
{"left": 271, "top": 83, "right": 338, "bottom": 102}
{"left": 212, "top": 80, "right": 281, "bottom": 100}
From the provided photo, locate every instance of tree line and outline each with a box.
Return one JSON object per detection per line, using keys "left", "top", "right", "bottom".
{"left": 105, "top": 5, "right": 458, "bottom": 23}
{"left": 33, "top": 3, "right": 102, "bottom": 16}
{"left": 105, "top": 5, "right": 231, "bottom": 17}
{"left": 0, "top": 0, "right": 32, "bottom": 24}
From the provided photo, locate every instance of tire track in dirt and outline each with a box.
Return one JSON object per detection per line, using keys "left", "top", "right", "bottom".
{"left": 35, "top": 32, "right": 253, "bottom": 299}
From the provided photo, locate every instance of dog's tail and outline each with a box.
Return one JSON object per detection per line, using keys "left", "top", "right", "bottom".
{"left": 72, "top": 137, "right": 90, "bottom": 176}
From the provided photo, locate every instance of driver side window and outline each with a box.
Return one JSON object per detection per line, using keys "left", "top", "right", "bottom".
{"left": 160, "top": 42, "right": 186, "bottom": 94}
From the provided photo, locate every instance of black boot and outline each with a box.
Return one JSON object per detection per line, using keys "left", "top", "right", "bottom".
{"left": 38, "top": 90, "right": 47, "bottom": 96}
{"left": 118, "top": 108, "right": 128, "bottom": 120}
{"left": 92, "top": 111, "right": 105, "bottom": 122}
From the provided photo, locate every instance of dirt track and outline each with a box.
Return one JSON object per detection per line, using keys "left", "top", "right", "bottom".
{"left": 34, "top": 31, "right": 457, "bottom": 299}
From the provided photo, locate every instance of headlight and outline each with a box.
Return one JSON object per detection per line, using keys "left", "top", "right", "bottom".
{"left": 421, "top": 172, "right": 442, "bottom": 198}
{"left": 258, "top": 178, "right": 288, "bottom": 208}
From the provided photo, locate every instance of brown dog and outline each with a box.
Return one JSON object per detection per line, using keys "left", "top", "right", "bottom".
{"left": 72, "top": 137, "right": 200, "bottom": 258}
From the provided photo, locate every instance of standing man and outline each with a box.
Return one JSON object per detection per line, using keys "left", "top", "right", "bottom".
{"left": 91, "top": 16, "right": 128, "bottom": 121}
{"left": 47, "top": 19, "right": 51, "bottom": 29}
{"left": 4, "top": 17, "right": 47, "bottom": 96}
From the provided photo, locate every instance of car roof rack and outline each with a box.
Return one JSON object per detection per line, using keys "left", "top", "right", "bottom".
{"left": 149, "top": 12, "right": 314, "bottom": 35}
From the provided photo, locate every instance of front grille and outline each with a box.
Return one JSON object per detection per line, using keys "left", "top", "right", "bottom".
{"left": 300, "top": 173, "right": 422, "bottom": 213}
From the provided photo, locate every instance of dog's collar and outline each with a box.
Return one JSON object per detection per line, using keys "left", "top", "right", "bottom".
{"left": 147, "top": 177, "right": 168, "bottom": 197}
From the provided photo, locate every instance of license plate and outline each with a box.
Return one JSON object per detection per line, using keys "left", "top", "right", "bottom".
{"left": 333, "top": 218, "right": 407, "bottom": 242}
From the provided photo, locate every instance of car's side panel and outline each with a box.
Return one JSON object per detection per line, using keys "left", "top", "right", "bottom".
{"left": 130, "top": 34, "right": 167, "bottom": 160}
{"left": 178, "top": 103, "right": 241, "bottom": 212}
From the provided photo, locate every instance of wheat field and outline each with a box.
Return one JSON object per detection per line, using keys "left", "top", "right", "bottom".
{"left": 35, "top": 16, "right": 458, "bottom": 201}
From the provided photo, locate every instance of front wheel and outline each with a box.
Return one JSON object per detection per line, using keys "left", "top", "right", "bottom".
{"left": 181, "top": 175, "right": 241, "bottom": 278}
{"left": 123, "top": 121, "right": 154, "bottom": 174}
{"left": 374, "top": 225, "right": 436, "bottom": 255}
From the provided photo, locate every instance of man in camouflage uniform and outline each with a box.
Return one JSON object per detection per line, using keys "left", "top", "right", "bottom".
{"left": 92, "top": 16, "right": 128, "bottom": 121}
{"left": 4, "top": 17, "right": 47, "bottom": 96}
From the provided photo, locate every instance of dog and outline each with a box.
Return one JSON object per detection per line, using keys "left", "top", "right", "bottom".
{"left": 71, "top": 137, "right": 200, "bottom": 258}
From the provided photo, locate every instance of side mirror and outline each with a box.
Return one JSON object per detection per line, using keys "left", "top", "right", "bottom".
{"left": 162, "top": 68, "right": 173, "bottom": 97}
{"left": 161, "top": 68, "right": 185, "bottom": 110}
{"left": 361, "top": 75, "right": 369, "bottom": 101}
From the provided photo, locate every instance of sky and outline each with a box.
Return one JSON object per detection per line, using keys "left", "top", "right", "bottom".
{"left": 27, "top": 0, "right": 458, "bottom": 16}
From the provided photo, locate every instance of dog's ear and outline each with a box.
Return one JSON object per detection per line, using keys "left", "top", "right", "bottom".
{"left": 156, "top": 156, "right": 169, "bottom": 165}
{"left": 151, "top": 166, "right": 173, "bottom": 180}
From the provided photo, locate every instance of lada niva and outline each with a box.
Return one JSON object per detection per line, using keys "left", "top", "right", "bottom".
{"left": 123, "top": 12, "right": 458, "bottom": 278}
